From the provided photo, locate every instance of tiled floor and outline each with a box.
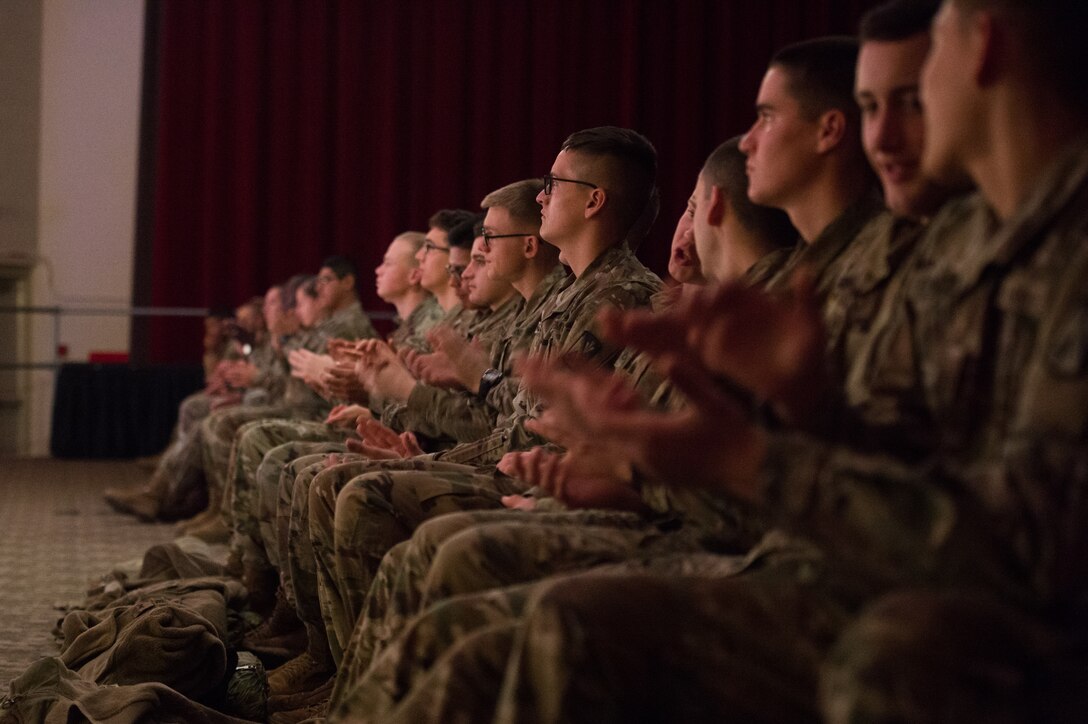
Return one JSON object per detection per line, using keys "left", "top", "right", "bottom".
{"left": 0, "top": 458, "right": 176, "bottom": 686}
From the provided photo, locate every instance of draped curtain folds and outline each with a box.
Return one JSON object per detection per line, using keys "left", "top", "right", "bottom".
{"left": 139, "top": 0, "right": 878, "bottom": 363}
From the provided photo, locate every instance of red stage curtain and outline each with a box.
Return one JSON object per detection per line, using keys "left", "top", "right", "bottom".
{"left": 138, "top": 0, "right": 880, "bottom": 363}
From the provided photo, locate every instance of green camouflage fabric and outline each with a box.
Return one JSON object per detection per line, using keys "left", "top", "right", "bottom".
{"left": 311, "top": 460, "right": 514, "bottom": 660}
{"left": 331, "top": 508, "right": 677, "bottom": 690}
{"left": 380, "top": 140, "right": 1088, "bottom": 724}
{"left": 224, "top": 418, "right": 344, "bottom": 574}
{"left": 255, "top": 441, "right": 346, "bottom": 572}
{"left": 199, "top": 403, "right": 296, "bottom": 506}
{"left": 440, "top": 302, "right": 477, "bottom": 339}
{"left": 388, "top": 295, "right": 444, "bottom": 353}
{"left": 322, "top": 300, "right": 379, "bottom": 343}
{"left": 315, "top": 246, "right": 658, "bottom": 624}
{"left": 820, "top": 588, "right": 1082, "bottom": 724}
{"left": 271, "top": 453, "right": 341, "bottom": 609}
{"left": 380, "top": 293, "right": 525, "bottom": 443}
{"left": 482, "top": 265, "right": 571, "bottom": 419}
{"left": 326, "top": 550, "right": 758, "bottom": 723}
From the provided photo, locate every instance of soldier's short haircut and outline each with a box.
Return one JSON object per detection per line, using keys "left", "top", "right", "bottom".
{"left": 281, "top": 274, "right": 309, "bottom": 310}
{"left": 480, "top": 179, "right": 544, "bottom": 231}
{"left": 560, "top": 126, "right": 659, "bottom": 243}
{"left": 447, "top": 216, "right": 481, "bottom": 250}
{"left": 771, "top": 37, "right": 861, "bottom": 125}
{"left": 702, "top": 137, "right": 797, "bottom": 250}
{"left": 860, "top": 0, "right": 940, "bottom": 42}
{"left": 428, "top": 209, "right": 478, "bottom": 234}
{"left": 321, "top": 255, "right": 357, "bottom": 280}
{"left": 393, "top": 231, "right": 426, "bottom": 267}
{"left": 952, "top": 0, "right": 1088, "bottom": 113}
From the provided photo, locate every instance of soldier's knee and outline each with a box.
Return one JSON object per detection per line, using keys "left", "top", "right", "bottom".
{"left": 820, "top": 590, "right": 1066, "bottom": 724}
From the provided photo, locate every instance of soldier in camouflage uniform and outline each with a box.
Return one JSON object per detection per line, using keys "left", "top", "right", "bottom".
{"left": 377, "top": 232, "right": 526, "bottom": 443}
{"left": 187, "top": 270, "right": 378, "bottom": 544}
{"left": 255, "top": 186, "right": 566, "bottom": 704}
{"left": 349, "top": 6, "right": 1088, "bottom": 721}
{"left": 105, "top": 285, "right": 291, "bottom": 522}
{"left": 290, "top": 129, "right": 666, "bottom": 702}
{"left": 321, "top": 30, "right": 970, "bottom": 720}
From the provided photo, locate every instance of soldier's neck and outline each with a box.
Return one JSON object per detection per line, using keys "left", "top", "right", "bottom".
{"left": 968, "top": 95, "right": 1086, "bottom": 222}
{"left": 511, "top": 262, "right": 556, "bottom": 301}
{"left": 391, "top": 290, "right": 427, "bottom": 321}
{"left": 788, "top": 167, "right": 871, "bottom": 244}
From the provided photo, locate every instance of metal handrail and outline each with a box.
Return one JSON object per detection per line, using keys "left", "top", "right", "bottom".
{"left": 0, "top": 304, "right": 397, "bottom": 370}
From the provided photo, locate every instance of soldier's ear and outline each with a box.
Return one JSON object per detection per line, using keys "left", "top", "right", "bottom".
{"left": 584, "top": 188, "right": 607, "bottom": 220}
{"left": 815, "top": 108, "right": 847, "bottom": 154}
{"left": 524, "top": 235, "right": 540, "bottom": 259}
{"left": 408, "top": 267, "right": 422, "bottom": 286}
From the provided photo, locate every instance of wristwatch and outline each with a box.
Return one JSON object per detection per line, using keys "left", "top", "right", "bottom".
{"left": 478, "top": 368, "right": 504, "bottom": 399}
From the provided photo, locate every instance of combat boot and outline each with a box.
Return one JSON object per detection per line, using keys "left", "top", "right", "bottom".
{"left": 267, "top": 649, "right": 334, "bottom": 698}
{"left": 242, "top": 587, "right": 307, "bottom": 659}
{"left": 103, "top": 485, "right": 160, "bottom": 522}
{"left": 176, "top": 483, "right": 223, "bottom": 534}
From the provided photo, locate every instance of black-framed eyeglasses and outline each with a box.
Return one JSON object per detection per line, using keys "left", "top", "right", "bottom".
{"left": 542, "top": 173, "right": 598, "bottom": 195}
{"left": 445, "top": 263, "right": 466, "bottom": 280}
{"left": 422, "top": 240, "right": 451, "bottom": 255}
{"left": 481, "top": 232, "right": 534, "bottom": 252}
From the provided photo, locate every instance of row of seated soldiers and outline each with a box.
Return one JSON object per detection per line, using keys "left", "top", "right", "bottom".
{"left": 41, "top": 0, "right": 1088, "bottom": 721}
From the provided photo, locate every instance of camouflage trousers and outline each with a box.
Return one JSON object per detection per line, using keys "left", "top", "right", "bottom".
{"left": 255, "top": 442, "right": 347, "bottom": 573}
{"left": 145, "top": 392, "right": 214, "bottom": 519}
{"left": 176, "top": 391, "right": 213, "bottom": 440}
{"left": 353, "top": 572, "right": 1082, "bottom": 724}
{"left": 199, "top": 404, "right": 293, "bottom": 499}
{"left": 288, "top": 456, "right": 389, "bottom": 664}
{"left": 327, "top": 550, "right": 755, "bottom": 724}
{"left": 332, "top": 506, "right": 696, "bottom": 702}
{"left": 821, "top": 589, "right": 1083, "bottom": 724}
{"left": 224, "top": 417, "right": 341, "bottom": 572}
{"left": 305, "top": 459, "right": 514, "bottom": 663}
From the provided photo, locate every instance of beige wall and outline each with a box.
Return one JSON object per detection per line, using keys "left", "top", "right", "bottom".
{"left": 24, "top": 0, "right": 146, "bottom": 455}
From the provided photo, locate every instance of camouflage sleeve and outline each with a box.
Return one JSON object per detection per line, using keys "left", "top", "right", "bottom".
{"left": 760, "top": 432, "right": 1082, "bottom": 607}
{"left": 325, "top": 306, "right": 379, "bottom": 341}
{"left": 483, "top": 376, "right": 522, "bottom": 419}
{"left": 565, "top": 283, "right": 656, "bottom": 366}
{"left": 391, "top": 384, "right": 499, "bottom": 443}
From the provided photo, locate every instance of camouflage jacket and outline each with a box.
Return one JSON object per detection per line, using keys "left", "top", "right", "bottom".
{"left": 321, "top": 300, "right": 379, "bottom": 342}
{"left": 763, "top": 138, "right": 1088, "bottom": 615}
{"left": 389, "top": 295, "right": 444, "bottom": 353}
{"left": 437, "top": 245, "right": 661, "bottom": 465}
{"left": 381, "top": 293, "right": 525, "bottom": 443}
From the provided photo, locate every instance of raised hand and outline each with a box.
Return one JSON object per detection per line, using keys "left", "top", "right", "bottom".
{"left": 599, "top": 271, "right": 825, "bottom": 424}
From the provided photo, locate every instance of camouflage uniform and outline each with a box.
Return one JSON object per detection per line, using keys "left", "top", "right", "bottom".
{"left": 388, "top": 295, "right": 444, "bottom": 353}
{"left": 256, "top": 442, "right": 346, "bottom": 572}
{"left": 142, "top": 338, "right": 285, "bottom": 518}
{"left": 321, "top": 199, "right": 914, "bottom": 714}
{"left": 374, "top": 142, "right": 1088, "bottom": 723}
{"left": 225, "top": 418, "right": 346, "bottom": 573}
{"left": 379, "top": 292, "right": 529, "bottom": 443}
{"left": 313, "top": 246, "right": 659, "bottom": 656}
{"left": 211, "top": 302, "right": 378, "bottom": 550}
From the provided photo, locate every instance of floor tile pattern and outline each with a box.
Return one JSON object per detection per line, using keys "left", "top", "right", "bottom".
{"left": 0, "top": 458, "right": 175, "bottom": 686}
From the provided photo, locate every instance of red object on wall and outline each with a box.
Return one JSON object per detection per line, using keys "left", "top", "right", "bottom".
{"left": 139, "top": 0, "right": 880, "bottom": 363}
